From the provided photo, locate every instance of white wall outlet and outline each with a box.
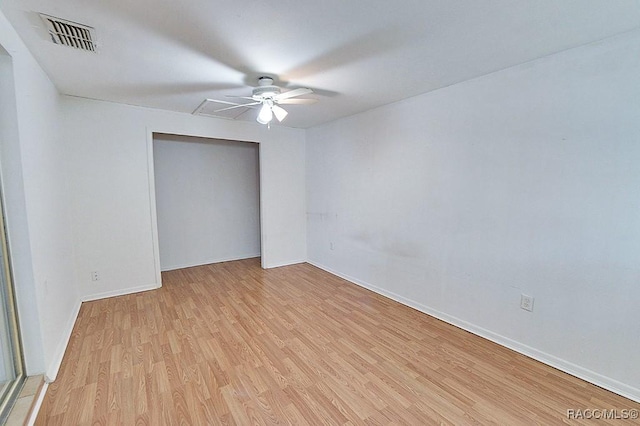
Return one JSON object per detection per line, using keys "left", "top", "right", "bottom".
{"left": 520, "top": 294, "right": 534, "bottom": 312}
{"left": 91, "top": 271, "right": 100, "bottom": 281}
{"left": 330, "top": 241, "right": 335, "bottom": 250}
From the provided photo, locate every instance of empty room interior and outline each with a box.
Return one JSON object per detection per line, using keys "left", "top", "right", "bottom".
{"left": 1, "top": 1, "right": 639, "bottom": 424}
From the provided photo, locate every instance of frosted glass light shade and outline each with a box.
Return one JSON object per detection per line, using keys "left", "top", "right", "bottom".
{"left": 257, "top": 104, "right": 273, "bottom": 124}
{"left": 272, "top": 104, "right": 288, "bottom": 122}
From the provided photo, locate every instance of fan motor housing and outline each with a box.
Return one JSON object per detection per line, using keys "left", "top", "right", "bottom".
{"left": 253, "top": 85, "right": 281, "bottom": 99}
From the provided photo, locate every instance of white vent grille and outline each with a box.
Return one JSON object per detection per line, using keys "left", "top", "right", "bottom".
{"left": 40, "top": 14, "right": 96, "bottom": 52}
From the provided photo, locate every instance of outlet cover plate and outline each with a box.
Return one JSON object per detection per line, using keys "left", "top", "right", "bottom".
{"left": 520, "top": 294, "right": 534, "bottom": 312}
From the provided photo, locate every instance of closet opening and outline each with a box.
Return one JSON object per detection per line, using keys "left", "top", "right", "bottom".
{"left": 152, "top": 134, "right": 261, "bottom": 272}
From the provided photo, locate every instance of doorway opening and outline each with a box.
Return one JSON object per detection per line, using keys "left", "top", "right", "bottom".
{"left": 152, "top": 133, "right": 261, "bottom": 272}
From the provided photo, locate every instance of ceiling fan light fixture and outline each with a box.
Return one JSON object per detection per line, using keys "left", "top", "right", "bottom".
{"left": 201, "top": 76, "right": 315, "bottom": 125}
{"left": 257, "top": 103, "right": 273, "bottom": 124}
{"left": 272, "top": 104, "right": 288, "bottom": 122}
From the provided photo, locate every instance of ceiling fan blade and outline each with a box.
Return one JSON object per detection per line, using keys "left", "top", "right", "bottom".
{"left": 205, "top": 99, "right": 247, "bottom": 107}
{"left": 278, "top": 98, "right": 317, "bottom": 105}
{"left": 274, "top": 87, "right": 313, "bottom": 101}
{"left": 213, "top": 102, "right": 260, "bottom": 112}
{"left": 225, "top": 96, "right": 256, "bottom": 100}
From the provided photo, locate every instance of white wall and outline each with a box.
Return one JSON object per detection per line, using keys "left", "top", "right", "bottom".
{"left": 61, "top": 96, "right": 306, "bottom": 301}
{"left": 306, "top": 30, "right": 640, "bottom": 401}
{"left": 153, "top": 135, "right": 261, "bottom": 270}
{"left": 0, "top": 10, "right": 78, "bottom": 379}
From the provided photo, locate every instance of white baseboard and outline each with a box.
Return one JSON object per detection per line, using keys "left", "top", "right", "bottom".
{"left": 161, "top": 253, "right": 261, "bottom": 272}
{"left": 264, "top": 258, "right": 307, "bottom": 269}
{"left": 45, "top": 298, "right": 81, "bottom": 382}
{"left": 81, "top": 282, "right": 161, "bottom": 302}
{"left": 307, "top": 260, "right": 640, "bottom": 403}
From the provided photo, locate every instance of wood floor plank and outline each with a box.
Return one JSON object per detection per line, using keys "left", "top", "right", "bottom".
{"left": 35, "top": 258, "right": 640, "bottom": 424}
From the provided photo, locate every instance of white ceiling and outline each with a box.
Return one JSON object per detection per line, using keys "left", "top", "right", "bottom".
{"left": 2, "top": 1, "right": 640, "bottom": 128}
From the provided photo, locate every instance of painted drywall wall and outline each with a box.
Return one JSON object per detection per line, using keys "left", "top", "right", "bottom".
{"left": 153, "top": 135, "right": 261, "bottom": 270}
{"left": 61, "top": 96, "right": 306, "bottom": 301}
{"left": 0, "top": 11, "right": 78, "bottom": 379}
{"left": 306, "top": 30, "right": 640, "bottom": 401}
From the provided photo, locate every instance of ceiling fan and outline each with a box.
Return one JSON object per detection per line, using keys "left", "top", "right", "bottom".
{"left": 203, "top": 76, "right": 317, "bottom": 125}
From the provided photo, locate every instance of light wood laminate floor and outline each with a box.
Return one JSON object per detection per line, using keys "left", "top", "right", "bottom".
{"left": 36, "top": 258, "right": 639, "bottom": 425}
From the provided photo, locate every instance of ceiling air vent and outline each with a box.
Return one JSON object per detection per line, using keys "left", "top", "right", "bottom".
{"left": 193, "top": 99, "right": 253, "bottom": 120}
{"left": 39, "top": 14, "right": 96, "bottom": 52}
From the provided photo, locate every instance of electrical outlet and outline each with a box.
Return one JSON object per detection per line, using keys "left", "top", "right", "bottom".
{"left": 520, "top": 294, "right": 534, "bottom": 312}
{"left": 330, "top": 242, "right": 335, "bottom": 250}
{"left": 91, "top": 271, "right": 100, "bottom": 281}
